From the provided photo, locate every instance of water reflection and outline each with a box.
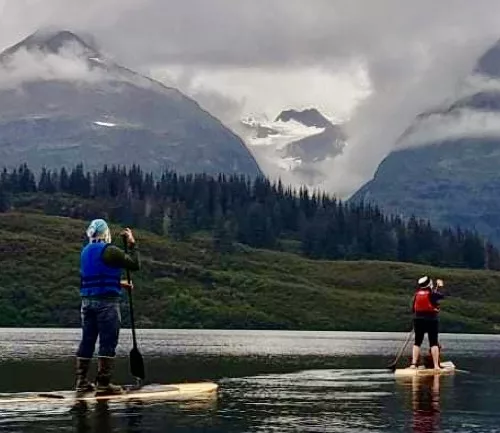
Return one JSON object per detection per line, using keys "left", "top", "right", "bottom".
{"left": 397, "top": 374, "right": 447, "bottom": 433}
{"left": 69, "top": 394, "right": 219, "bottom": 433}
{"left": 411, "top": 375, "right": 441, "bottom": 433}
{"left": 1, "top": 330, "right": 500, "bottom": 433}
{"left": 71, "top": 401, "right": 116, "bottom": 433}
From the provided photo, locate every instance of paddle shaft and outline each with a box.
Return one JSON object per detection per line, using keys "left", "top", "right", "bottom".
{"left": 122, "top": 234, "right": 145, "bottom": 381}
{"left": 122, "top": 236, "right": 138, "bottom": 349}
{"left": 389, "top": 328, "right": 414, "bottom": 370}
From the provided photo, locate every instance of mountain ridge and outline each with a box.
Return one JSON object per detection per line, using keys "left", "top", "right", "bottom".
{"left": 0, "top": 29, "right": 99, "bottom": 60}
{"left": 0, "top": 29, "right": 262, "bottom": 178}
{"left": 276, "top": 108, "right": 334, "bottom": 129}
{"left": 349, "top": 38, "right": 500, "bottom": 244}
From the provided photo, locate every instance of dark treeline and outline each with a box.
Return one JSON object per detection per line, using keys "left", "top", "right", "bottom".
{"left": 1, "top": 163, "right": 499, "bottom": 270}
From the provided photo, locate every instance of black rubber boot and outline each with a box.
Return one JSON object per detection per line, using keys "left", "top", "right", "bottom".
{"left": 95, "top": 357, "right": 124, "bottom": 395}
{"left": 75, "top": 357, "right": 95, "bottom": 394}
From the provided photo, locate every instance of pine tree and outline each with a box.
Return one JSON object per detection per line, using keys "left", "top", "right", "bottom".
{"left": 486, "top": 241, "right": 500, "bottom": 270}
{"left": 167, "top": 202, "right": 191, "bottom": 241}
{"left": 59, "top": 167, "right": 70, "bottom": 192}
{"left": 39, "top": 168, "right": 57, "bottom": 193}
{"left": 18, "top": 164, "right": 37, "bottom": 192}
{"left": 213, "top": 216, "right": 235, "bottom": 254}
{"left": 0, "top": 188, "right": 10, "bottom": 212}
{"left": 0, "top": 162, "right": 498, "bottom": 271}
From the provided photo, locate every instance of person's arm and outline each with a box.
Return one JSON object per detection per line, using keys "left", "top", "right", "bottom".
{"left": 430, "top": 290, "right": 445, "bottom": 306}
{"left": 430, "top": 278, "right": 447, "bottom": 306}
{"left": 101, "top": 244, "right": 140, "bottom": 271}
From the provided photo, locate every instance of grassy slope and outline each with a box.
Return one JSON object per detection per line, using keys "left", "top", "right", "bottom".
{"left": 0, "top": 211, "right": 500, "bottom": 333}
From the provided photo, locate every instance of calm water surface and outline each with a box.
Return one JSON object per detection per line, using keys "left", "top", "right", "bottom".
{"left": 0, "top": 329, "right": 499, "bottom": 432}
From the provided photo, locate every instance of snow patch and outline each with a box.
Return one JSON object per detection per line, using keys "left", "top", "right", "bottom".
{"left": 93, "top": 121, "right": 116, "bottom": 127}
{"left": 242, "top": 116, "right": 325, "bottom": 150}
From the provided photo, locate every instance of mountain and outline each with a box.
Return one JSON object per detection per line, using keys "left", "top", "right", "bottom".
{"left": 276, "top": 108, "right": 334, "bottom": 128}
{"left": 0, "top": 29, "right": 262, "bottom": 177}
{"left": 350, "top": 39, "right": 500, "bottom": 244}
{"left": 276, "top": 109, "right": 346, "bottom": 165}
{"left": 242, "top": 108, "right": 346, "bottom": 186}
{"left": 0, "top": 30, "right": 100, "bottom": 63}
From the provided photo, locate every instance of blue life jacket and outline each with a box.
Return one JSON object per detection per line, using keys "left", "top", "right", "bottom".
{"left": 80, "top": 241, "right": 122, "bottom": 297}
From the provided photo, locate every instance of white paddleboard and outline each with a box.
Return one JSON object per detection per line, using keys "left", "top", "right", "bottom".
{"left": 394, "top": 360, "right": 456, "bottom": 377}
{"left": 0, "top": 382, "right": 218, "bottom": 404}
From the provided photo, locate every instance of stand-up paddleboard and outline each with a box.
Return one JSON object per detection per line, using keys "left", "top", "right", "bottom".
{"left": 394, "top": 360, "right": 455, "bottom": 377}
{"left": 0, "top": 382, "right": 218, "bottom": 405}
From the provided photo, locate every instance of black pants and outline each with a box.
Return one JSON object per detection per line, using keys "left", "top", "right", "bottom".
{"left": 413, "top": 317, "right": 439, "bottom": 347}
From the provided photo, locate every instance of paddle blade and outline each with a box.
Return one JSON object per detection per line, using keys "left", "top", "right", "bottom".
{"left": 387, "top": 362, "right": 397, "bottom": 372}
{"left": 130, "top": 347, "right": 145, "bottom": 380}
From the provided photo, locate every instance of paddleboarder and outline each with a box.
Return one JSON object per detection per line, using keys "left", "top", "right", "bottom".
{"left": 75, "top": 219, "right": 140, "bottom": 395}
{"left": 409, "top": 276, "right": 445, "bottom": 371}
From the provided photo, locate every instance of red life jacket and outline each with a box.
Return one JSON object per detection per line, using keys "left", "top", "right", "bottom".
{"left": 413, "top": 289, "right": 439, "bottom": 314}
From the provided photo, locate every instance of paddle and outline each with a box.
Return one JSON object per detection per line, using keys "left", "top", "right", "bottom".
{"left": 122, "top": 234, "right": 145, "bottom": 383}
{"left": 387, "top": 328, "right": 414, "bottom": 372}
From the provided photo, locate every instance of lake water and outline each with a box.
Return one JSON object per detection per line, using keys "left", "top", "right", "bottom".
{"left": 0, "top": 329, "right": 499, "bottom": 432}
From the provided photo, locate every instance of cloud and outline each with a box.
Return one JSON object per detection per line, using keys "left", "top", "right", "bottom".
{"left": 2, "top": 1, "right": 500, "bottom": 197}
{"left": 399, "top": 108, "right": 500, "bottom": 149}
{"left": 151, "top": 64, "right": 370, "bottom": 190}
{"left": 0, "top": 44, "right": 107, "bottom": 88}
{"left": 151, "top": 63, "right": 370, "bottom": 128}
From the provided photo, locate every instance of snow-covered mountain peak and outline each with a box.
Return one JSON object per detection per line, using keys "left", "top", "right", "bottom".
{"left": 241, "top": 108, "right": 347, "bottom": 187}
{"left": 241, "top": 115, "right": 325, "bottom": 148}
{"left": 276, "top": 108, "right": 333, "bottom": 128}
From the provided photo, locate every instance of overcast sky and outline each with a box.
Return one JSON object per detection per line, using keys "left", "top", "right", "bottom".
{"left": 2, "top": 0, "right": 500, "bottom": 197}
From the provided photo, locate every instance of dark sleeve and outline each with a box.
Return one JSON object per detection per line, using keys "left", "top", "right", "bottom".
{"left": 101, "top": 244, "right": 140, "bottom": 271}
{"left": 430, "top": 291, "right": 445, "bottom": 306}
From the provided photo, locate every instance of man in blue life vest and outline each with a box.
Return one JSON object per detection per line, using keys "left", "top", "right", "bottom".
{"left": 409, "top": 276, "right": 445, "bottom": 370}
{"left": 75, "top": 219, "right": 140, "bottom": 395}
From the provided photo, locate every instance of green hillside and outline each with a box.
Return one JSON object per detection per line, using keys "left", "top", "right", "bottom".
{"left": 1, "top": 211, "right": 500, "bottom": 333}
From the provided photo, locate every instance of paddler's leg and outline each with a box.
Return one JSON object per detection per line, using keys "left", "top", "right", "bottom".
{"left": 95, "top": 299, "right": 123, "bottom": 395}
{"left": 75, "top": 299, "right": 98, "bottom": 393}
{"left": 96, "top": 357, "right": 123, "bottom": 394}
{"left": 410, "top": 318, "right": 424, "bottom": 368}
{"left": 428, "top": 319, "right": 441, "bottom": 370}
{"left": 411, "top": 346, "right": 420, "bottom": 368}
{"left": 430, "top": 346, "right": 441, "bottom": 370}
{"left": 75, "top": 358, "right": 94, "bottom": 393}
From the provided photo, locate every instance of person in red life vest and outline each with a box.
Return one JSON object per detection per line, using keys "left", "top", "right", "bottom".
{"left": 409, "top": 276, "right": 445, "bottom": 370}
